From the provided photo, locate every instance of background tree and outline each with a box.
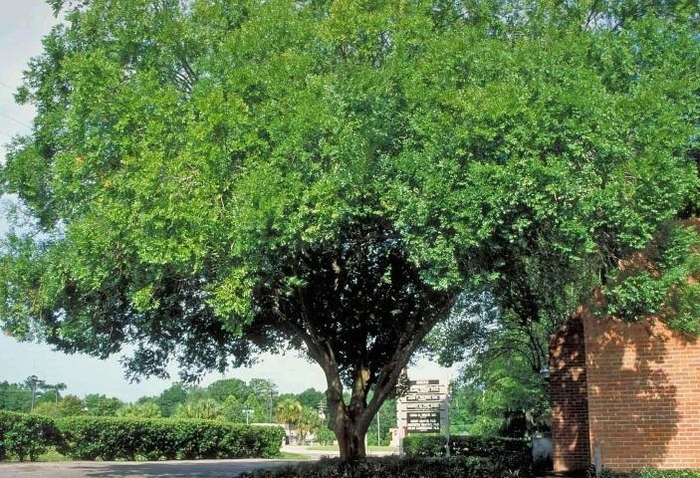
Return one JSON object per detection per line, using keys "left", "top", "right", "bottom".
{"left": 25, "top": 375, "right": 46, "bottom": 412}
{"left": 296, "top": 388, "right": 326, "bottom": 412}
{"left": 276, "top": 398, "right": 303, "bottom": 444}
{"left": 297, "top": 407, "right": 324, "bottom": 445}
{"left": 1, "top": 0, "right": 698, "bottom": 460}
{"left": 173, "top": 398, "right": 223, "bottom": 420}
{"left": 84, "top": 393, "right": 123, "bottom": 416}
{"left": 33, "top": 394, "right": 87, "bottom": 418}
{"left": 248, "top": 378, "right": 278, "bottom": 423}
{"left": 220, "top": 394, "right": 246, "bottom": 423}
{"left": 49, "top": 383, "right": 67, "bottom": 404}
{"left": 316, "top": 427, "right": 336, "bottom": 446}
{"left": 427, "top": 294, "right": 552, "bottom": 437}
{"left": 117, "top": 401, "right": 161, "bottom": 419}
{"left": 241, "top": 393, "right": 267, "bottom": 424}
{"left": 0, "top": 381, "right": 32, "bottom": 412}
{"left": 204, "top": 378, "right": 249, "bottom": 403}
{"left": 154, "top": 383, "right": 191, "bottom": 418}
{"left": 366, "top": 398, "right": 396, "bottom": 447}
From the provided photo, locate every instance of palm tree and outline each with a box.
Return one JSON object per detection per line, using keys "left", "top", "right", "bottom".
{"left": 173, "top": 399, "right": 223, "bottom": 420}
{"left": 25, "top": 375, "right": 45, "bottom": 412}
{"left": 297, "top": 407, "right": 323, "bottom": 444}
{"left": 117, "top": 401, "right": 162, "bottom": 418}
{"left": 276, "top": 398, "right": 303, "bottom": 444}
{"left": 52, "top": 383, "right": 67, "bottom": 403}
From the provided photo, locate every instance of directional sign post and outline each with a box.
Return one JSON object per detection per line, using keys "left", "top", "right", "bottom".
{"left": 396, "top": 378, "right": 449, "bottom": 453}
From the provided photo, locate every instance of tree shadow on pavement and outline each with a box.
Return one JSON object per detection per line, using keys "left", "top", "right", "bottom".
{"left": 70, "top": 459, "right": 293, "bottom": 478}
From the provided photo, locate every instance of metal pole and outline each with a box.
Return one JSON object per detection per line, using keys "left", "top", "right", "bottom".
{"left": 243, "top": 408, "right": 254, "bottom": 425}
{"left": 445, "top": 395, "right": 450, "bottom": 457}
{"left": 268, "top": 388, "right": 273, "bottom": 423}
{"left": 29, "top": 375, "right": 38, "bottom": 412}
{"left": 445, "top": 384, "right": 452, "bottom": 458}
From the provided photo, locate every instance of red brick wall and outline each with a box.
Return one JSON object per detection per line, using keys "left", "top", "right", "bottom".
{"left": 550, "top": 315, "right": 591, "bottom": 471}
{"left": 584, "top": 314, "right": 700, "bottom": 471}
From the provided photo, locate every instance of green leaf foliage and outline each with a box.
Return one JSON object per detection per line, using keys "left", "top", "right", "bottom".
{"left": 403, "top": 434, "right": 530, "bottom": 469}
{"left": 597, "top": 470, "right": 700, "bottom": 478}
{"left": 0, "top": 411, "right": 64, "bottom": 462}
{"left": 603, "top": 222, "right": 700, "bottom": 335}
{"left": 56, "top": 416, "right": 284, "bottom": 460}
{"left": 426, "top": 295, "right": 552, "bottom": 437}
{"left": 237, "top": 454, "right": 530, "bottom": 478}
{"left": 84, "top": 394, "right": 124, "bottom": 417}
{"left": 1, "top": 0, "right": 698, "bottom": 460}
{"left": 0, "top": 381, "right": 33, "bottom": 413}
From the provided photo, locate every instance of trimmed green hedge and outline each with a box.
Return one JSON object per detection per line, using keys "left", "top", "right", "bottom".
{"left": 0, "top": 412, "right": 283, "bottom": 462}
{"left": 56, "top": 417, "right": 285, "bottom": 461}
{"left": 0, "top": 411, "right": 63, "bottom": 462}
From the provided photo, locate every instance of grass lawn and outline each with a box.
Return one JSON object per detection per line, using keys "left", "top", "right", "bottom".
{"left": 279, "top": 451, "right": 311, "bottom": 460}
{"left": 306, "top": 445, "right": 398, "bottom": 453}
{"left": 32, "top": 448, "right": 309, "bottom": 462}
{"left": 36, "top": 448, "right": 71, "bottom": 462}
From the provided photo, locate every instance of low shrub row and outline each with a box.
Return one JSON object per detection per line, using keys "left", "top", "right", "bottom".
{"left": 0, "top": 411, "right": 284, "bottom": 462}
{"left": 403, "top": 434, "right": 532, "bottom": 474}
{"left": 237, "top": 455, "right": 529, "bottom": 478}
{"left": 237, "top": 457, "right": 700, "bottom": 478}
{"left": 56, "top": 417, "right": 284, "bottom": 461}
{"left": 0, "top": 411, "right": 63, "bottom": 462}
{"left": 597, "top": 470, "right": 700, "bottom": 478}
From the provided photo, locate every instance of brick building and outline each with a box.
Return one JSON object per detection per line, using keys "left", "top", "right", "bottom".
{"left": 550, "top": 310, "right": 700, "bottom": 472}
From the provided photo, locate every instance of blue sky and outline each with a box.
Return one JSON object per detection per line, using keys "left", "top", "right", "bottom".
{"left": 0, "top": 0, "right": 456, "bottom": 402}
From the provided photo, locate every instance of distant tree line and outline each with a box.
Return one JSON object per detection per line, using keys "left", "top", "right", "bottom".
{"left": 0, "top": 376, "right": 396, "bottom": 445}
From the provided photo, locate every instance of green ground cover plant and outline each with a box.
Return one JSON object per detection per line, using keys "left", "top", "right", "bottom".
{"left": 237, "top": 455, "right": 530, "bottom": 478}
{"left": 594, "top": 470, "right": 700, "bottom": 478}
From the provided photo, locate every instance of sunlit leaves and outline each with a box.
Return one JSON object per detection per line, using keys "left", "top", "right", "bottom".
{"left": 0, "top": 0, "right": 698, "bottom": 389}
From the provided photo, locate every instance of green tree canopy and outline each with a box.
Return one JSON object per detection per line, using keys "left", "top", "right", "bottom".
{"left": 1, "top": 0, "right": 698, "bottom": 459}
{"left": 154, "top": 383, "right": 191, "bottom": 417}
{"left": 84, "top": 393, "right": 123, "bottom": 416}
{"left": 33, "top": 394, "right": 87, "bottom": 418}
{"left": 276, "top": 397, "right": 303, "bottom": 442}
{"left": 173, "top": 398, "right": 223, "bottom": 420}
{"left": 204, "top": 378, "right": 250, "bottom": 402}
{"left": 298, "top": 406, "right": 324, "bottom": 444}
{"left": 0, "top": 381, "right": 32, "bottom": 412}
{"left": 427, "top": 293, "right": 552, "bottom": 437}
{"left": 117, "top": 400, "right": 161, "bottom": 418}
{"left": 295, "top": 388, "right": 325, "bottom": 411}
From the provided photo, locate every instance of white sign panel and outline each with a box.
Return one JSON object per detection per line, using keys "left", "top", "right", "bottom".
{"left": 396, "top": 378, "right": 449, "bottom": 435}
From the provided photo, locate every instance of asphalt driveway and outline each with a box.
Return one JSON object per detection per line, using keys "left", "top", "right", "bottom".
{"left": 0, "top": 445, "right": 395, "bottom": 477}
{"left": 0, "top": 458, "right": 293, "bottom": 478}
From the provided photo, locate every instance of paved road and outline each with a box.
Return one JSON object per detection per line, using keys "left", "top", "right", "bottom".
{"left": 0, "top": 458, "right": 294, "bottom": 478}
{"left": 0, "top": 446, "right": 396, "bottom": 477}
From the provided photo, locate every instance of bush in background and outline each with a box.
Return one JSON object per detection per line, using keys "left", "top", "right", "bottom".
{"left": 0, "top": 412, "right": 283, "bottom": 462}
{"left": 56, "top": 416, "right": 284, "bottom": 461}
{"left": 0, "top": 411, "right": 63, "bottom": 462}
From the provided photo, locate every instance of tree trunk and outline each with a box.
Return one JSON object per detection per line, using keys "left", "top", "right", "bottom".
{"left": 293, "top": 297, "right": 457, "bottom": 461}
{"left": 334, "top": 412, "right": 370, "bottom": 460}
{"left": 325, "top": 366, "right": 376, "bottom": 461}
